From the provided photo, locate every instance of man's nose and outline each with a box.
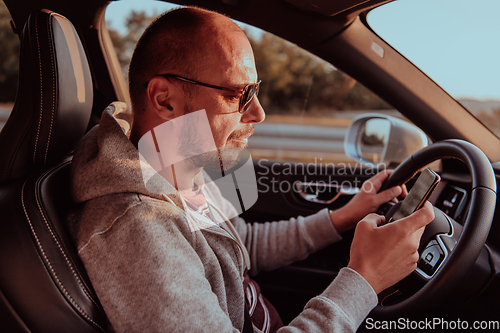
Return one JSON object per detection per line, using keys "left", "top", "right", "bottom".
{"left": 241, "top": 97, "right": 265, "bottom": 124}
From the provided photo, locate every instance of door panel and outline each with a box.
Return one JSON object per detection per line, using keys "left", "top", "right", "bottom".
{"left": 244, "top": 159, "right": 379, "bottom": 221}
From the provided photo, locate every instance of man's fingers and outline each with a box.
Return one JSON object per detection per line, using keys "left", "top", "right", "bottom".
{"left": 360, "top": 213, "right": 386, "bottom": 228}
{"left": 378, "top": 185, "right": 403, "bottom": 203}
{"left": 400, "top": 184, "right": 408, "bottom": 198}
{"left": 364, "top": 169, "right": 393, "bottom": 192}
{"left": 397, "top": 201, "right": 435, "bottom": 231}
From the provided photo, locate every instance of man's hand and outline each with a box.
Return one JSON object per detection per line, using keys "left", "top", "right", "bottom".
{"left": 330, "top": 169, "right": 405, "bottom": 233}
{"left": 347, "top": 202, "right": 435, "bottom": 294}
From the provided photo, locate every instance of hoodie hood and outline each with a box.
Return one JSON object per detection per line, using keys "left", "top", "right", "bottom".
{"left": 70, "top": 102, "right": 185, "bottom": 206}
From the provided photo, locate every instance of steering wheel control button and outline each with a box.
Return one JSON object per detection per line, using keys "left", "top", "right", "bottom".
{"left": 418, "top": 240, "right": 445, "bottom": 276}
{"left": 438, "top": 185, "right": 467, "bottom": 219}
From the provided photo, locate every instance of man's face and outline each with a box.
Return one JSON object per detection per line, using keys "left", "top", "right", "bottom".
{"left": 181, "top": 31, "right": 265, "bottom": 171}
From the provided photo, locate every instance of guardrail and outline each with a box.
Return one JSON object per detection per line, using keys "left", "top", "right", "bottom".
{"left": 248, "top": 122, "right": 350, "bottom": 163}
{"left": 249, "top": 123, "right": 346, "bottom": 152}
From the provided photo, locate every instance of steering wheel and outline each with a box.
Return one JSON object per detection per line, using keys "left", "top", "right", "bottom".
{"left": 371, "top": 139, "right": 497, "bottom": 318}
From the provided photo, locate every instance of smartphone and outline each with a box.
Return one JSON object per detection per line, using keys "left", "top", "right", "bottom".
{"left": 390, "top": 168, "right": 440, "bottom": 222}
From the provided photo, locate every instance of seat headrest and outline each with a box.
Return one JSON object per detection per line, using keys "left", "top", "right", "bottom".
{"left": 0, "top": 9, "right": 93, "bottom": 182}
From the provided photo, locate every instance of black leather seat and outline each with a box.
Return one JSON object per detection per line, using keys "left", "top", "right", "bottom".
{"left": 0, "top": 10, "right": 108, "bottom": 332}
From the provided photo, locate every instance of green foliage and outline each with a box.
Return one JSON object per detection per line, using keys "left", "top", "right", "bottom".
{"left": 0, "top": 2, "right": 19, "bottom": 102}
{"left": 249, "top": 31, "right": 391, "bottom": 114}
{"left": 477, "top": 108, "right": 500, "bottom": 137}
{"left": 361, "top": 132, "right": 385, "bottom": 147}
{"left": 107, "top": 10, "right": 156, "bottom": 80}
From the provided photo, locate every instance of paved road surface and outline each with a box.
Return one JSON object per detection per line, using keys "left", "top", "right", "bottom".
{"left": 250, "top": 122, "right": 346, "bottom": 152}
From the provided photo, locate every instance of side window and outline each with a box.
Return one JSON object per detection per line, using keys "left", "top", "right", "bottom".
{"left": 246, "top": 32, "right": 400, "bottom": 165}
{"left": 105, "top": 0, "right": 406, "bottom": 165}
{"left": 0, "top": 2, "right": 19, "bottom": 131}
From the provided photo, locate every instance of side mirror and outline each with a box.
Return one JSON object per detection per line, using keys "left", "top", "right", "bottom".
{"left": 344, "top": 114, "right": 428, "bottom": 167}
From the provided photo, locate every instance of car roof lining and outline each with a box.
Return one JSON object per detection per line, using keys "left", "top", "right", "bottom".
{"left": 151, "top": 0, "right": 392, "bottom": 51}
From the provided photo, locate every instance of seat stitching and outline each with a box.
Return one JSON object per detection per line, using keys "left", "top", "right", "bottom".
{"left": 43, "top": 14, "right": 56, "bottom": 164}
{"left": 380, "top": 288, "right": 400, "bottom": 305}
{"left": 33, "top": 13, "right": 43, "bottom": 163}
{"left": 21, "top": 181, "right": 106, "bottom": 332}
{"left": 33, "top": 171, "right": 103, "bottom": 310}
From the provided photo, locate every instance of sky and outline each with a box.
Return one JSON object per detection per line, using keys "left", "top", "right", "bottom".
{"left": 106, "top": 0, "right": 500, "bottom": 101}
{"left": 368, "top": 0, "right": 500, "bottom": 101}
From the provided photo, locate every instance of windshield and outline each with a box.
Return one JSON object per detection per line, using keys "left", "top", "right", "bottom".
{"left": 368, "top": 0, "right": 500, "bottom": 137}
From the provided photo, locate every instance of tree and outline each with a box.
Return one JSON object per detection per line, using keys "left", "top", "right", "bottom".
{"left": 0, "top": 2, "right": 20, "bottom": 102}
{"left": 107, "top": 10, "right": 156, "bottom": 80}
{"left": 248, "top": 31, "right": 391, "bottom": 114}
{"left": 477, "top": 108, "right": 500, "bottom": 137}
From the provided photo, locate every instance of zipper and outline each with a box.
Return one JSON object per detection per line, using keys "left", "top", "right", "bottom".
{"left": 205, "top": 198, "right": 251, "bottom": 272}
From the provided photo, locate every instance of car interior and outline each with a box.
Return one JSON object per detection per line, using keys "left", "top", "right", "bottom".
{"left": 0, "top": 0, "right": 499, "bottom": 332}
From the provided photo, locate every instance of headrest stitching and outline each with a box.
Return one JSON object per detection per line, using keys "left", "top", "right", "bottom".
{"left": 34, "top": 164, "right": 104, "bottom": 311}
{"left": 33, "top": 13, "right": 43, "bottom": 163}
{"left": 21, "top": 181, "right": 106, "bottom": 332}
{"left": 44, "top": 13, "right": 56, "bottom": 164}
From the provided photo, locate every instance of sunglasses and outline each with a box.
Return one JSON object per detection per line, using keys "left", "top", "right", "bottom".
{"left": 144, "top": 74, "right": 261, "bottom": 114}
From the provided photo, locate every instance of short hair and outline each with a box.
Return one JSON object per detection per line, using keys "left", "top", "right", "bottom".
{"left": 128, "top": 7, "right": 241, "bottom": 110}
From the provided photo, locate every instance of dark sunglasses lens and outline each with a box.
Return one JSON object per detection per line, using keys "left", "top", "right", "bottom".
{"left": 240, "top": 83, "right": 260, "bottom": 113}
{"left": 240, "top": 88, "right": 250, "bottom": 110}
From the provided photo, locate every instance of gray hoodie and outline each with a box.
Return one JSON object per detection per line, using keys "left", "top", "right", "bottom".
{"left": 69, "top": 102, "right": 377, "bottom": 332}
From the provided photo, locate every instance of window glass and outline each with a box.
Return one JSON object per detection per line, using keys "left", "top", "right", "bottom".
{"left": 368, "top": 0, "right": 500, "bottom": 137}
{"left": 0, "top": 1, "right": 19, "bottom": 131}
{"left": 106, "top": 0, "right": 407, "bottom": 165}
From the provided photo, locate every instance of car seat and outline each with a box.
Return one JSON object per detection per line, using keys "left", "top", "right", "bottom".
{"left": 0, "top": 9, "right": 108, "bottom": 332}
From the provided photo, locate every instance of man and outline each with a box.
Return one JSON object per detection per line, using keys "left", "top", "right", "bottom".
{"left": 69, "top": 6, "right": 434, "bottom": 333}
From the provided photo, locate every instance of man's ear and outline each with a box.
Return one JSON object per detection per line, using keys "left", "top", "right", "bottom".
{"left": 146, "top": 76, "right": 183, "bottom": 121}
